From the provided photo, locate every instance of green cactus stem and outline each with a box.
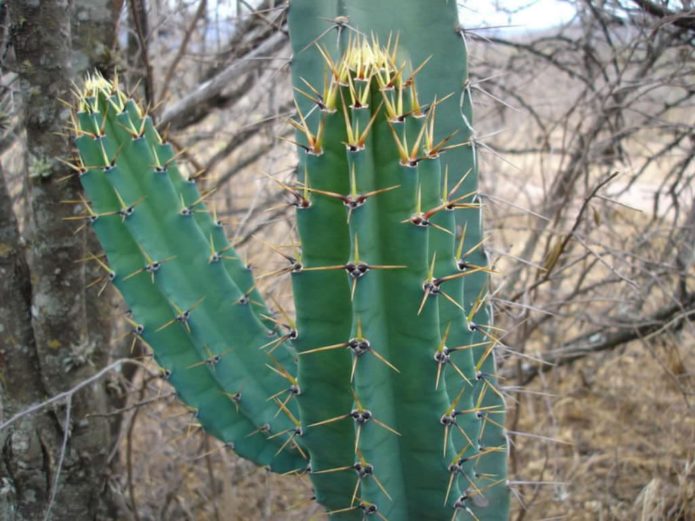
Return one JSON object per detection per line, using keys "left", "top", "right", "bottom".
{"left": 284, "top": 34, "right": 509, "bottom": 519}
{"left": 71, "top": 78, "right": 305, "bottom": 473}
{"left": 68, "top": 0, "right": 510, "bottom": 517}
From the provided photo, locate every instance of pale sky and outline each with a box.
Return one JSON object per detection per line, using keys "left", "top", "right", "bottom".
{"left": 459, "top": 0, "right": 576, "bottom": 31}
{"left": 209, "top": 1, "right": 578, "bottom": 33}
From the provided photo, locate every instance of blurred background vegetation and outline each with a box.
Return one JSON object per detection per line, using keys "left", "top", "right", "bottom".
{"left": 0, "top": 1, "right": 693, "bottom": 520}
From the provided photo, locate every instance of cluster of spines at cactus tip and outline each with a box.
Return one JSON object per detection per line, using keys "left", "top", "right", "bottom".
{"left": 66, "top": 73, "right": 307, "bottom": 474}
{"left": 277, "top": 35, "right": 509, "bottom": 519}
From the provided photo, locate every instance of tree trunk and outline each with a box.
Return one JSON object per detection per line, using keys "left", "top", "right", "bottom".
{"left": 1, "top": 1, "right": 130, "bottom": 519}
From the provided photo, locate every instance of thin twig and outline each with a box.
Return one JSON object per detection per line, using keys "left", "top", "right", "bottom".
{"left": 0, "top": 359, "right": 153, "bottom": 432}
{"left": 158, "top": 0, "right": 208, "bottom": 104}
{"left": 43, "top": 395, "right": 72, "bottom": 521}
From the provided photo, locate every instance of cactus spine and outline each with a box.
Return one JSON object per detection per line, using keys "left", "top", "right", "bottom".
{"left": 69, "top": 2, "right": 509, "bottom": 519}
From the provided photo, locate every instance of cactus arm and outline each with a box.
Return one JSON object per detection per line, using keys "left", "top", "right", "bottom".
{"left": 138, "top": 106, "right": 297, "bottom": 370}
{"left": 75, "top": 154, "right": 301, "bottom": 473}
{"left": 289, "top": 42, "right": 470, "bottom": 518}
{"left": 284, "top": 13, "right": 506, "bottom": 519}
{"left": 73, "top": 86, "right": 305, "bottom": 472}
{"left": 97, "top": 113, "right": 287, "bottom": 424}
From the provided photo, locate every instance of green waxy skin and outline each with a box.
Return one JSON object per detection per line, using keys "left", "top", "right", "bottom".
{"left": 423, "top": 162, "right": 481, "bottom": 501}
{"left": 83, "top": 183, "right": 298, "bottom": 469}
{"left": 289, "top": 0, "right": 509, "bottom": 520}
{"left": 284, "top": 33, "right": 509, "bottom": 520}
{"left": 139, "top": 108, "right": 282, "bottom": 337}
{"left": 287, "top": 1, "right": 509, "bottom": 518}
{"left": 73, "top": 89, "right": 305, "bottom": 473}
{"left": 70, "top": 0, "right": 509, "bottom": 515}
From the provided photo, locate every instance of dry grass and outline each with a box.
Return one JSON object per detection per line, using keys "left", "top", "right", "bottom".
{"left": 509, "top": 337, "right": 694, "bottom": 520}
{"left": 123, "top": 373, "right": 324, "bottom": 521}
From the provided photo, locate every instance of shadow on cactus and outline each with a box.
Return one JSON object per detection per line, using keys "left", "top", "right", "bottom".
{"left": 67, "top": 7, "right": 509, "bottom": 521}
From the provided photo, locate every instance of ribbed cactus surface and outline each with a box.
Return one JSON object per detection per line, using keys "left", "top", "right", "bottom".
{"left": 283, "top": 31, "right": 508, "bottom": 518}
{"left": 287, "top": 2, "right": 508, "bottom": 519}
{"left": 68, "top": 2, "right": 509, "bottom": 519}
{"left": 72, "top": 86, "right": 305, "bottom": 473}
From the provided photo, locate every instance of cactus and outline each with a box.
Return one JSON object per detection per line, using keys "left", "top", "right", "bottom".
{"left": 71, "top": 91, "right": 305, "bottom": 473}
{"left": 68, "top": 2, "right": 509, "bottom": 519}
{"left": 287, "top": 2, "right": 509, "bottom": 519}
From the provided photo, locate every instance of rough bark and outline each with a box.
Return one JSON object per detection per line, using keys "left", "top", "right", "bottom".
{"left": 1, "top": 1, "right": 130, "bottom": 519}
{"left": 0, "top": 165, "right": 45, "bottom": 520}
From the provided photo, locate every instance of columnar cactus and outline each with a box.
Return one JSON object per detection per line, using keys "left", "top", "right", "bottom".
{"left": 68, "top": 2, "right": 509, "bottom": 519}
{"left": 72, "top": 94, "right": 305, "bottom": 472}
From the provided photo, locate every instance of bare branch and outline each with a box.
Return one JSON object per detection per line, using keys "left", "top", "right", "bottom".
{"left": 159, "top": 30, "right": 288, "bottom": 129}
